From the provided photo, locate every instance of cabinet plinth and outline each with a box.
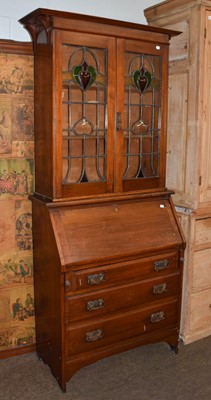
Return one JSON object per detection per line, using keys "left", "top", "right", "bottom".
{"left": 19, "top": 9, "right": 185, "bottom": 392}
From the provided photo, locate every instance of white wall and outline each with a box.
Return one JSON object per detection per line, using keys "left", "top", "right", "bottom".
{"left": 0, "top": 0, "right": 159, "bottom": 42}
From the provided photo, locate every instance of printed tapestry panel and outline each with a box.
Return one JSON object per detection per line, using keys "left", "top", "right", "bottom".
{"left": 0, "top": 48, "right": 35, "bottom": 353}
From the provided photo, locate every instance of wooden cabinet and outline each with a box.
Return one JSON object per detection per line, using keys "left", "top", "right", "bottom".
{"left": 19, "top": 9, "right": 185, "bottom": 392}
{"left": 20, "top": 8, "right": 175, "bottom": 201}
{"left": 145, "top": 0, "right": 211, "bottom": 344}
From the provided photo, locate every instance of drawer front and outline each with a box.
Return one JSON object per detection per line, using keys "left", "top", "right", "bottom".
{"left": 66, "top": 299, "right": 179, "bottom": 358}
{"left": 65, "top": 251, "right": 178, "bottom": 293}
{"left": 65, "top": 273, "right": 180, "bottom": 323}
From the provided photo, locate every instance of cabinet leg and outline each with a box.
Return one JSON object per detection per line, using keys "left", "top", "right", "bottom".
{"left": 169, "top": 343, "right": 178, "bottom": 354}
{"left": 60, "top": 383, "right": 66, "bottom": 393}
{"left": 57, "top": 378, "right": 66, "bottom": 393}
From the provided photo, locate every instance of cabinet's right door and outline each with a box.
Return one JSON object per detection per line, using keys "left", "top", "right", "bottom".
{"left": 115, "top": 39, "right": 169, "bottom": 193}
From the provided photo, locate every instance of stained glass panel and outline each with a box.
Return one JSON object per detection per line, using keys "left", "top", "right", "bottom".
{"left": 123, "top": 52, "right": 162, "bottom": 180}
{"left": 62, "top": 45, "right": 108, "bottom": 184}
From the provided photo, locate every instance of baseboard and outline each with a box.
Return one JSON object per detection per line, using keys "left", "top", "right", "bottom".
{"left": 0, "top": 343, "right": 36, "bottom": 360}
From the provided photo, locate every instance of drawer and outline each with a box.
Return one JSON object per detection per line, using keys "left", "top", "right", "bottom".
{"left": 65, "top": 251, "right": 178, "bottom": 293}
{"left": 65, "top": 273, "right": 180, "bottom": 323}
{"left": 66, "top": 299, "right": 179, "bottom": 358}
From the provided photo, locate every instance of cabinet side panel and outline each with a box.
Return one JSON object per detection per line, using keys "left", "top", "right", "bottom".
{"left": 31, "top": 199, "right": 63, "bottom": 382}
{"left": 34, "top": 46, "right": 54, "bottom": 198}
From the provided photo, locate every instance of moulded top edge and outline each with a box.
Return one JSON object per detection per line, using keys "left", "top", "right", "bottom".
{"left": 144, "top": 0, "right": 211, "bottom": 18}
{"left": 19, "top": 7, "right": 180, "bottom": 38}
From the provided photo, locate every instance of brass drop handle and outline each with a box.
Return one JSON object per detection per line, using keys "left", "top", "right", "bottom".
{"left": 116, "top": 112, "right": 122, "bottom": 131}
{"left": 85, "top": 329, "right": 103, "bottom": 342}
{"left": 153, "top": 283, "right": 167, "bottom": 294}
{"left": 154, "top": 259, "right": 169, "bottom": 271}
{"left": 86, "top": 298, "right": 105, "bottom": 311}
{"left": 87, "top": 272, "right": 105, "bottom": 286}
{"left": 150, "top": 311, "right": 165, "bottom": 323}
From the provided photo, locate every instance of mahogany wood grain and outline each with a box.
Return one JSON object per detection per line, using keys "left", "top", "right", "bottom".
{"left": 65, "top": 274, "right": 180, "bottom": 323}
{"left": 66, "top": 251, "right": 179, "bottom": 292}
{"left": 20, "top": 9, "right": 185, "bottom": 392}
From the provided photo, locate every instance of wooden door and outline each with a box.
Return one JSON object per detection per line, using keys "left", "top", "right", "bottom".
{"left": 53, "top": 31, "right": 169, "bottom": 198}
{"left": 54, "top": 30, "right": 116, "bottom": 198}
{"left": 115, "top": 39, "right": 168, "bottom": 193}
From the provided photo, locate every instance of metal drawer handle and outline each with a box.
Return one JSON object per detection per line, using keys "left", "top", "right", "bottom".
{"left": 154, "top": 259, "right": 169, "bottom": 271}
{"left": 86, "top": 298, "right": 105, "bottom": 311}
{"left": 85, "top": 329, "right": 103, "bottom": 342}
{"left": 150, "top": 311, "right": 165, "bottom": 323}
{"left": 153, "top": 283, "right": 167, "bottom": 295}
{"left": 65, "top": 279, "right": 71, "bottom": 288}
{"left": 87, "top": 272, "right": 105, "bottom": 286}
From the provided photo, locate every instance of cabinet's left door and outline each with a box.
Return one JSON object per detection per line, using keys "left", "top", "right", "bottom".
{"left": 53, "top": 30, "right": 116, "bottom": 199}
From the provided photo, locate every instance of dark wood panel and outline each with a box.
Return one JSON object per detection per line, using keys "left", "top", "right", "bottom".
{"left": 31, "top": 199, "right": 63, "bottom": 382}
{"left": 65, "top": 273, "right": 180, "bottom": 322}
{"left": 67, "top": 251, "right": 178, "bottom": 293}
{"left": 64, "top": 327, "right": 179, "bottom": 387}
{"left": 50, "top": 198, "right": 183, "bottom": 268}
{"left": 66, "top": 299, "right": 179, "bottom": 358}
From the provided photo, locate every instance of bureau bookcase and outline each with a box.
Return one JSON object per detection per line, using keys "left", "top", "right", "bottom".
{"left": 19, "top": 9, "right": 185, "bottom": 392}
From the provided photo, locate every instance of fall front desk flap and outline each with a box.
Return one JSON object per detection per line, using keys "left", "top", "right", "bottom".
{"left": 48, "top": 197, "right": 184, "bottom": 270}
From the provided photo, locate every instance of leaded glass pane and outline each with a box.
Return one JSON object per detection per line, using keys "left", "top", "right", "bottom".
{"left": 62, "top": 45, "right": 108, "bottom": 184}
{"left": 123, "top": 52, "right": 162, "bottom": 180}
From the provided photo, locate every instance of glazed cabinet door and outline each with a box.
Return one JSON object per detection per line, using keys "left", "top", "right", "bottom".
{"left": 54, "top": 30, "right": 116, "bottom": 198}
{"left": 115, "top": 39, "right": 168, "bottom": 193}
{"left": 53, "top": 31, "right": 168, "bottom": 198}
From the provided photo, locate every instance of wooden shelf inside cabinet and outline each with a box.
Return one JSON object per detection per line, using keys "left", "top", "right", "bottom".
{"left": 19, "top": 8, "right": 185, "bottom": 392}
